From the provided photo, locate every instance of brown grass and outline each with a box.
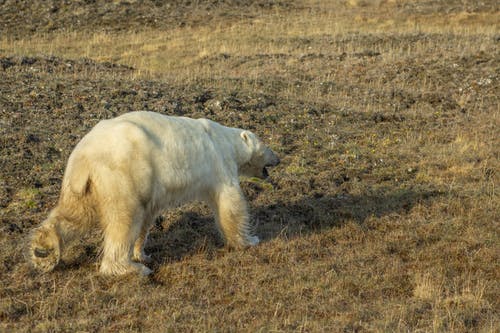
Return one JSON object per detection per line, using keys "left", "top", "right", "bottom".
{"left": 1, "top": 0, "right": 499, "bottom": 332}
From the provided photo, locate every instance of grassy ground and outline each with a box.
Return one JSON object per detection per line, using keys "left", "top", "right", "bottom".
{"left": 0, "top": 0, "right": 499, "bottom": 331}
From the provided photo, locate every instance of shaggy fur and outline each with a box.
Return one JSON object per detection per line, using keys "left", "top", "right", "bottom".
{"left": 29, "top": 111, "right": 279, "bottom": 276}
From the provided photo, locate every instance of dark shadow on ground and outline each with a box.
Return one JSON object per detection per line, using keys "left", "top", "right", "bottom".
{"left": 145, "top": 186, "right": 444, "bottom": 267}
{"left": 255, "top": 187, "right": 444, "bottom": 241}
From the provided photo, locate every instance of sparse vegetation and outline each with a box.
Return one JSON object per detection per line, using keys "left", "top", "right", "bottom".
{"left": 1, "top": 0, "right": 498, "bottom": 332}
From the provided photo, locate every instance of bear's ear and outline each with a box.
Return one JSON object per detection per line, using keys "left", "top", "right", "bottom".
{"left": 240, "top": 130, "right": 252, "bottom": 147}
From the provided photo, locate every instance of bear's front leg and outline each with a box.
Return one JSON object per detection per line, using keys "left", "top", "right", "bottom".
{"left": 212, "top": 185, "right": 260, "bottom": 249}
{"left": 132, "top": 219, "right": 153, "bottom": 264}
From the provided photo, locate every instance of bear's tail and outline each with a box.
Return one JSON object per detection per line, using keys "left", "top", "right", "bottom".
{"left": 62, "top": 154, "right": 92, "bottom": 197}
{"left": 59, "top": 154, "right": 96, "bottom": 230}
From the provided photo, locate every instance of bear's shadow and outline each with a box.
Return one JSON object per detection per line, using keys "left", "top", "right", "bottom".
{"left": 145, "top": 186, "right": 443, "bottom": 266}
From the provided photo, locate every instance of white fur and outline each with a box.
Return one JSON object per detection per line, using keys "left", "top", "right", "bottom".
{"left": 29, "top": 111, "right": 279, "bottom": 276}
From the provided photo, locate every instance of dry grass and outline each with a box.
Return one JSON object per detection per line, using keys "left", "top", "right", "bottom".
{"left": 2, "top": 0, "right": 497, "bottom": 81}
{"left": 1, "top": 0, "right": 499, "bottom": 332}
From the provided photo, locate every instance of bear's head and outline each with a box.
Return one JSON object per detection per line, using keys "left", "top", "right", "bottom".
{"left": 239, "top": 130, "right": 280, "bottom": 179}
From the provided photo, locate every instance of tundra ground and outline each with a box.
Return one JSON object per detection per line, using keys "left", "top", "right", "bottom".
{"left": 0, "top": 1, "right": 498, "bottom": 332}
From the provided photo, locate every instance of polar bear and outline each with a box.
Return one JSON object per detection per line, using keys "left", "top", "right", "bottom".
{"left": 29, "top": 111, "right": 280, "bottom": 276}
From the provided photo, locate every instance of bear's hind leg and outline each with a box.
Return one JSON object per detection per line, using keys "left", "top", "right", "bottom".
{"left": 99, "top": 206, "right": 152, "bottom": 276}
{"left": 30, "top": 206, "right": 94, "bottom": 273}
{"left": 212, "top": 185, "right": 260, "bottom": 249}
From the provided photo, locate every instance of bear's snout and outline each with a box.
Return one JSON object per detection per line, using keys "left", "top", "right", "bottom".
{"left": 261, "top": 150, "right": 280, "bottom": 179}
{"left": 265, "top": 148, "right": 280, "bottom": 167}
